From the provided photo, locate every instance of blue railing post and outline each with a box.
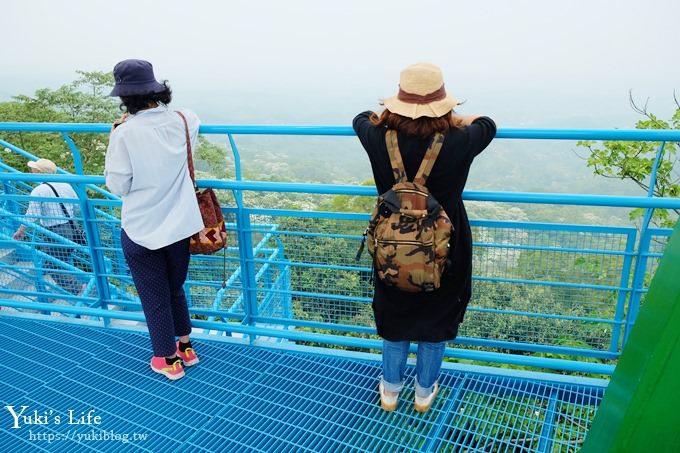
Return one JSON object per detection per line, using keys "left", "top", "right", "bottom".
{"left": 227, "top": 133, "right": 259, "bottom": 341}
{"left": 0, "top": 160, "right": 21, "bottom": 232}
{"left": 625, "top": 142, "right": 667, "bottom": 344}
{"left": 63, "top": 133, "right": 112, "bottom": 320}
{"left": 184, "top": 281, "right": 193, "bottom": 308}
{"left": 276, "top": 237, "right": 293, "bottom": 319}
{"left": 227, "top": 134, "right": 242, "bottom": 181}
{"left": 609, "top": 230, "right": 637, "bottom": 352}
{"left": 62, "top": 133, "right": 84, "bottom": 175}
{"left": 626, "top": 229, "right": 653, "bottom": 344}
{"left": 536, "top": 390, "right": 560, "bottom": 453}
{"left": 236, "top": 209, "right": 259, "bottom": 342}
{"left": 60, "top": 132, "right": 113, "bottom": 319}
{"left": 73, "top": 182, "right": 112, "bottom": 321}
{"left": 29, "top": 234, "right": 49, "bottom": 305}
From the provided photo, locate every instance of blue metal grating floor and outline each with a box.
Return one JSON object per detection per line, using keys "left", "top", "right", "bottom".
{"left": 0, "top": 317, "right": 603, "bottom": 452}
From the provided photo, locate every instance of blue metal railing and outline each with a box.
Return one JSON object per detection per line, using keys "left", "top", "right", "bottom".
{"left": 1, "top": 123, "right": 678, "bottom": 376}
{"left": 2, "top": 122, "right": 680, "bottom": 141}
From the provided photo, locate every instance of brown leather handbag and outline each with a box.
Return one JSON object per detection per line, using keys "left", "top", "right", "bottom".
{"left": 177, "top": 111, "right": 227, "bottom": 255}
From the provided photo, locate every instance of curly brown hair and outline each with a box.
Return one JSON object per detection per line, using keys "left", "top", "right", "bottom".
{"left": 119, "top": 82, "right": 172, "bottom": 115}
{"left": 370, "top": 109, "right": 464, "bottom": 138}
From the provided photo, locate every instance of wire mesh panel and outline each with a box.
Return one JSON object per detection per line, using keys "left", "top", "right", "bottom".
{"left": 551, "top": 387, "right": 602, "bottom": 452}
{"left": 0, "top": 184, "right": 95, "bottom": 315}
{"left": 461, "top": 222, "right": 635, "bottom": 356}
{"left": 0, "top": 181, "right": 252, "bottom": 331}
{"left": 432, "top": 376, "right": 602, "bottom": 453}
{"left": 245, "top": 209, "right": 637, "bottom": 358}
{"left": 0, "top": 173, "right": 669, "bottom": 365}
{"left": 248, "top": 212, "right": 374, "bottom": 329}
{"left": 89, "top": 195, "right": 246, "bottom": 325}
{"left": 436, "top": 377, "right": 548, "bottom": 452}
{"left": 643, "top": 229, "right": 672, "bottom": 289}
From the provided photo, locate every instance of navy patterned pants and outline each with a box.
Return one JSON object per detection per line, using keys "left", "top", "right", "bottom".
{"left": 121, "top": 229, "right": 192, "bottom": 357}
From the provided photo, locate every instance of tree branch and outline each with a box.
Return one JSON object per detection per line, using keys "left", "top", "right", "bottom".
{"left": 633, "top": 179, "right": 650, "bottom": 192}
{"left": 630, "top": 145, "right": 648, "bottom": 160}
{"left": 572, "top": 147, "right": 590, "bottom": 161}
{"left": 629, "top": 89, "right": 653, "bottom": 119}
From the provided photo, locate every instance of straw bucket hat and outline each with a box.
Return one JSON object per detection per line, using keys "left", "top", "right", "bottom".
{"left": 27, "top": 158, "right": 57, "bottom": 173}
{"left": 383, "top": 62, "right": 458, "bottom": 119}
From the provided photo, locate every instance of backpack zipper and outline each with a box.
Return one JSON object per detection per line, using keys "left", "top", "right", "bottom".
{"left": 378, "top": 239, "right": 433, "bottom": 247}
{"left": 394, "top": 188, "right": 428, "bottom": 196}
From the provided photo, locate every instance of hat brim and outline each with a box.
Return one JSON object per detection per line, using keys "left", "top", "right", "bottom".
{"left": 27, "top": 161, "right": 56, "bottom": 173}
{"left": 383, "top": 95, "right": 458, "bottom": 119}
{"left": 109, "top": 80, "right": 166, "bottom": 97}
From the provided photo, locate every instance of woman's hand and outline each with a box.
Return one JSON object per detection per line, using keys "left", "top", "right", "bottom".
{"left": 111, "top": 113, "right": 129, "bottom": 133}
{"left": 452, "top": 113, "right": 482, "bottom": 126}
{"left": 12, "top": 225, "right": 26, "bottom": 241}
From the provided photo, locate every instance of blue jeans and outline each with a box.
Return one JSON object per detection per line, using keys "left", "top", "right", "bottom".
{"left": 382, "top": 340, "right": 445, "bottom": 398}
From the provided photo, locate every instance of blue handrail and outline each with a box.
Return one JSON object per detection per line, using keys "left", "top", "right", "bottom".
{"left": 2, "top": 172, "right": 680, "bottom": 210}
{"left": 1, "top": 122, "right": 680, "bottom": 141}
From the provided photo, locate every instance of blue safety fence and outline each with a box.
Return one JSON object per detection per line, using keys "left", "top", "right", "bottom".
{"left": 1, "top": 123, "right": 679, "bottom": 376}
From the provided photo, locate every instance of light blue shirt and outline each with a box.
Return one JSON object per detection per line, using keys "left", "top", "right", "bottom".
{"left": 25, "top": 182, "right": 79, "bottom": 227}
{"left": 105, "top": 106, "right": 203, "bottom": 250}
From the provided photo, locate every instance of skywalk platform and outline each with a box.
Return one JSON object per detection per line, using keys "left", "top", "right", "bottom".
{"left": 0, "top": 316, "right": 603, "bottom": 452}
{"left": 4, "top": 123, "right": 679, "bottom": 451}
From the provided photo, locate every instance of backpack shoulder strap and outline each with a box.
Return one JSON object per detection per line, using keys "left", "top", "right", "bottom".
{"left": 414, "top": 132, "right": 445, "bottom": 186}
{"left": 43, "top": 182, "right": 71, "bottom": 219}
{"left": 385, "top": 130, "right": 407, "bottom": 183}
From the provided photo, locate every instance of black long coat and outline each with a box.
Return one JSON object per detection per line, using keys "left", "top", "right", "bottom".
{"left": 353, "top": 112, "right": 496, "bottom": 342}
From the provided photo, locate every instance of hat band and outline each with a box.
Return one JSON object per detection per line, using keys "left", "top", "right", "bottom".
{"left": 115, "top": 78, "right": 158, "bottom": 85}
{"left": 397, "top": 85, "right": 447, "bottom": 104}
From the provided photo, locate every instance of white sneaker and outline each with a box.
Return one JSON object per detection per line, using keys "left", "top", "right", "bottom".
{"left": 414, "top": 382, "right": 439, "bottom": 413}
{"left": 379, "top": 381, "right": 399, "bottom": 412}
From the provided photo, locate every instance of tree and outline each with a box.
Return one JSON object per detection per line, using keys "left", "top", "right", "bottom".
{"left": 322, "top": 179, "right": 376, "bottom": 213}
{"left": 577, "top": 92, "right": 680, "bottom": 228}
{"left": 1, "top": 71, "right": 230, "bottom": 179}
{"left": 276, "top": 217, "right": 371, "bottom": 325}
{"left": 0, "top": 70, "right": 119, "bottom": 174}
{"left": 193, "top": 136, "right": 233, "bottom": 180}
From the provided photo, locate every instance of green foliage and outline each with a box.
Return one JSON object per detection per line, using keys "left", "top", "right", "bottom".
{"left": 194, "top": 137, "right": 233, "bottom": 180}
{"left": 277, "top": 216, "right": 371, "bottom": 325}
{"left": 1, "top": 71, "right": 228, "bottom": 181}
{"left": 577, "top": 98, "right": 680, "bottom": 228}
{"left": 0, "top": 70, "right": 118, "bottom": 174}
{"left": 321, "top": 179, "right": 375, "bottom": 213}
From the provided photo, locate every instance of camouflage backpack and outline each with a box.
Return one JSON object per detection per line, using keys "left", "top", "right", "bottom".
{"left": 357, "top": 130, "right": 453, "bottom": 292}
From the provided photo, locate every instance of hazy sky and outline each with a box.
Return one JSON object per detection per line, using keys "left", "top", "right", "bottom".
{"left": 2, "top": 0, "right": 678, "bottom": 126}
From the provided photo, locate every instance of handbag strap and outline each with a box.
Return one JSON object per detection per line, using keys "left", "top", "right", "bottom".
{"left": 177, "top": 110, "right": 227, "bottom": 284}
{"left": 176, "top": 111, "right": 198, "bottom": 191}
{"left": 43, "top": 182, "right": 72, "bottom": 219}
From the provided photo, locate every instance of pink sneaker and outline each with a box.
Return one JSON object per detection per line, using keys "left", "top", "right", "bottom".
{"left": 150, "top": 356, "right": 185, "bottom": 380}
{"left": 176, "top": 341, "right": 199, "bottom": 367}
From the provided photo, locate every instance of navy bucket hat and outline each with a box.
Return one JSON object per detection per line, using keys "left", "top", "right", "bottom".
{"left": 109, "top": 59, "right": 166, "bottom": 97}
